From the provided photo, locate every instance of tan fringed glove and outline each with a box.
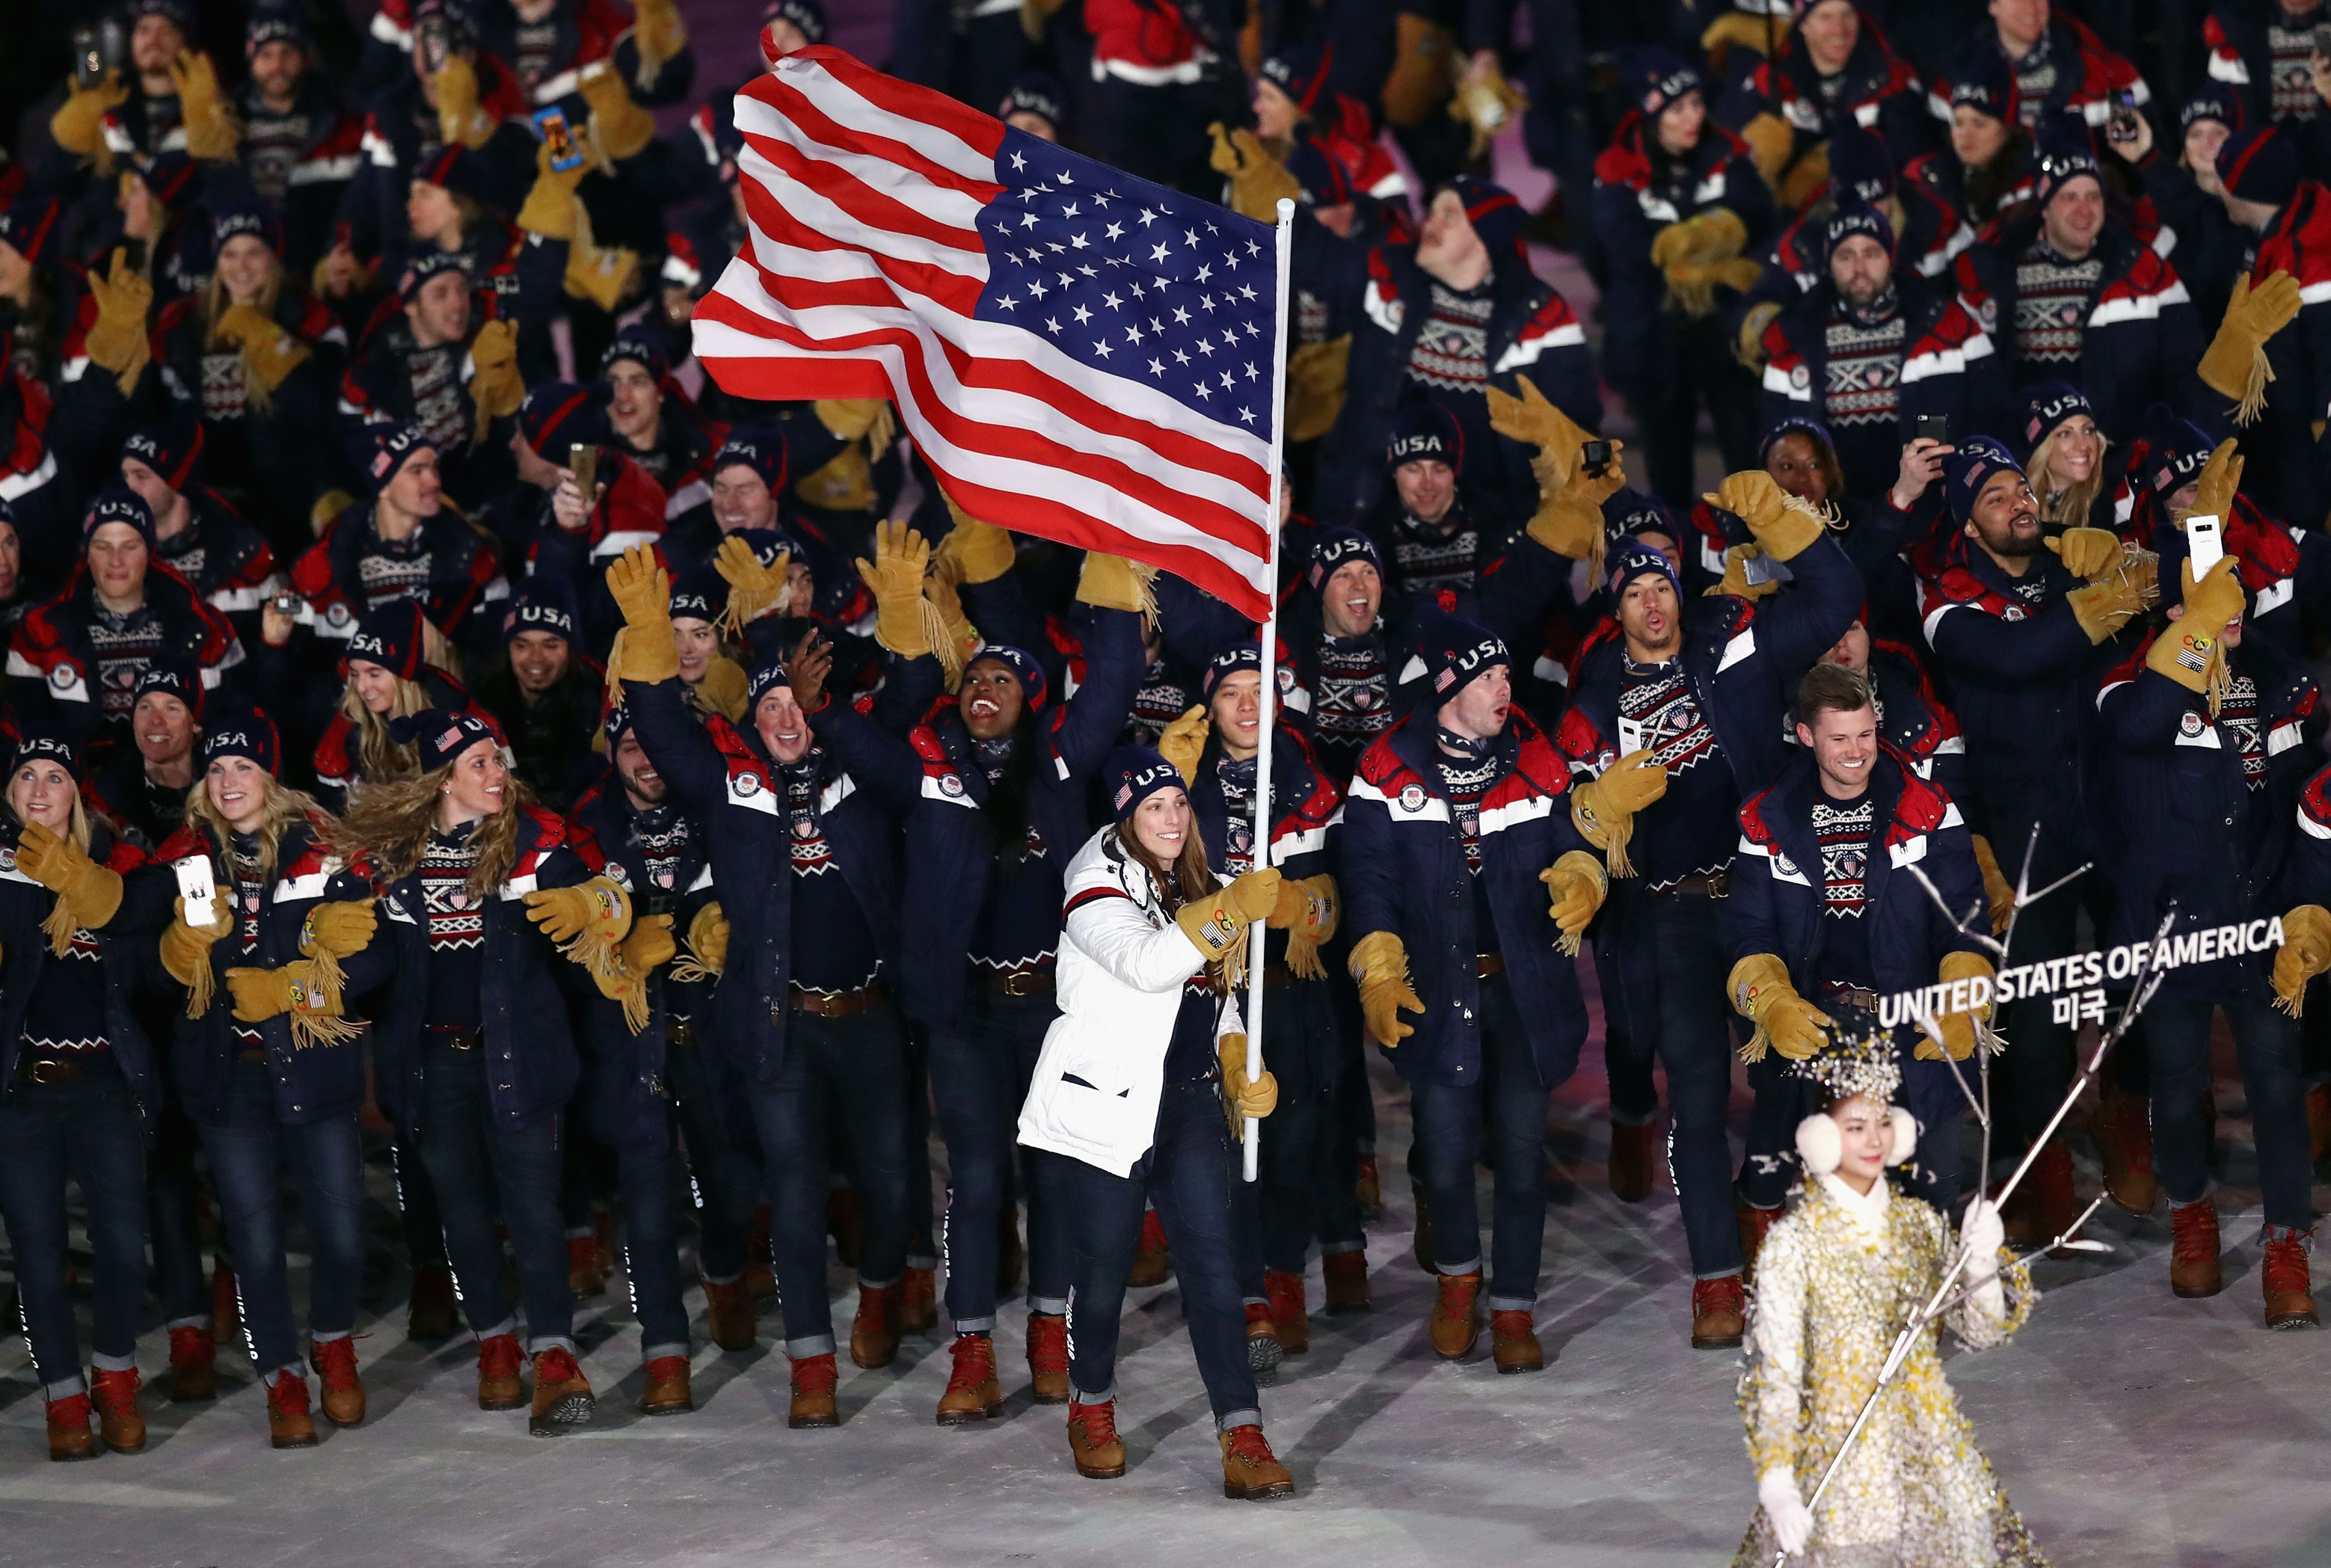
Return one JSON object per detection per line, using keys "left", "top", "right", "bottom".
{"left": 2273, "top": 904, "right": 2331, "bottom": 1016}
{"left": 1713, "top": 542, "right": 1780, "bottom": 601}
{"left": 516, "top": 136, "right": 588, "bottom": 240}
{"left": 695, "top": 656, "right": 748, "bottom": 721}
{"left": 2043, "top": 526, "right": 2124, "bottom": 579}
{"left": 632, "top": 0, "right": 689, "bottom": 86}
{"left": 1970, "top": 833, "right": 2014, "bottom": 936}
{"left": 1570, "top": 749, "right": 1668, "bottom": 877}
{"left": 1208, "top": 122, "right": 1301, "bottom": 222}
{"left": 17, "top": 822, "right": 124, "bottom": 952}
{"left": 83, "top": 249, "right": 153, "bottom": 397}
{"left": 714, "top": 532, "right": 791, "bottom": 629}
{"left": 2066, "top": 572, "right": 2149, "bottom": 643}
{"left": 2145, "top": 556, "right": 2246, "bottom": 713}
{"left": 2189, "top": 438, "right": 2243, "bottom": 526}
{"left": 214, "top": 303, "right": 312, "bottom": 392}
{"left": 1284, "top": 335, "right": 1351, "bottom": 443}
{"left": 1450, "top": 61, "right": 1527, "bottom": 159}
{"left": 50, "top": 72, "right": 128, "bottom": 168}
{"left": 856, "top": 519, "right": 935, "bottom": 658}
{"left": 565, "top": 214, "right": 640, "bottom": 311}
{"left": 1348, "top": 929, "right": 1423, "bottom": 1047}
{"left": 300, "top": 900, "right": 378, "bottom": 960}
{"left": 1157, "top": 704, "right": 1209, "bottom": 784}
{"left": 1706, "top": 470, "right": 1823, "bottom": 561}
{"left": 815, "top": 397, "right": 897, "bottom": 452}
{"left": 172, "top": 51, "right": 241, "bottom": 161}
{"left": 1076, "top": 551, "right": 1156, "bottom": 618}
{"left": 523, "top": 876, "right": 633, "bottom": 944}
{"left": 604, "top": 543, "right": 679, "bottom": 688}
{"left": 1918, "top": 951, "right": 1995, "bottom": 1061}
{"left": 1727, "top": 953, "right": 1830, "bottom": 1062}
{"left": 578, "top": 59, "right": 654, "bottom": 161}
{"left": 1273, "top": 873, "right": 1340, "bottom": 980}
{"left": 1485, "top": 378, "right": 1622, "bottom": 562}
{"left": 160, "top": 891, "right": 233, "bottom": 1016}
{"left": 434, "top": 56, "right": 496, "bottom": 149}
{"left": 468, "top": 319, "right": 523, "bottom": 443}
{"left": 679, "top": 900, "right": 729, "bottom": 980}
{"left": 1738, "top": 112, "right": 1794, "bottom": 186}
{"left": 2198, "top": 271, "right": 2303, "bottom": 424}
{"left": 1216, "top": 1031, "right": 1279, "bottom": 1137}
{"left": 1174, "top": 868, "right": 1281, "bottom": 962}
{"left": 938, "top": 495, "right": 1016, "bottom": 584}
{"left": 1538, "top": 850, "right": 1607, "bottom": 956}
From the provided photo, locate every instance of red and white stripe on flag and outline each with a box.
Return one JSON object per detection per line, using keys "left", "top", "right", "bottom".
{"left": 691, "top": 45, "right": 1281, "bottom": 621}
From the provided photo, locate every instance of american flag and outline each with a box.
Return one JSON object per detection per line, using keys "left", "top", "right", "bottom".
{"left": 691, "top": 47, "right": 1284, "bottom": 619}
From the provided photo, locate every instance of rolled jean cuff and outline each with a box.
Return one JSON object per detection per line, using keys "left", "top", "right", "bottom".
{"left": 527, "top": 1334, "right": 578, "bottom": 1356}
{"left": 1242, "top": 1293, "right": 1268, "bottom": 1308}
{"left": 309, "top": 1329, "right": 351, "bottom": 1345}
{"left": 1214, "top": 1409, "right": 1262, "bottom": 1435}
{"left": 564, "top": 1225, "right": 596, "bottom": 1240}
{"left": 262, "top": 1362, "right": 308, "bottom": 1387}
{"left": 787, "top": 1333, "right": 837, "bottom": 1359}
{"left": 89, "top": 1349, "right": 138, "bottom": 1373}
{"left": 642, "top": 1340, "right": 691, "bottom": 1363}
{"left": 1609, "top": 1109, "right": 1656, "bottom": 1128}
{"left": 164, "top": 1312, "right": 212, "bottom": 1332}
{"left": 1028, "top": 1296, "right": 1069, "bottom": 1317}
{"left": 1694, "top": 1267, "right": 1746, "bottom": 1283}
{"left": 857, "top": 1272, "right": 902, "bottom": 1291}
{"left": 951, "top": 1313, "right": 998, "bottom": 1334}
{"left": 1071, "top": 1382, "right": 1116, "bottom": 1405}
{"left": 1436, "top": 1257, "right": 1483, "bottom": 1278}
{"left": 700, "top": 1269, "right": 743, "bottom": 1288}
{"left": 1486, "top": 1293, "right": 1534, "bottom": 1312}
{"left": 1319, "top": 1238, "right": 1365, "bottom": 1256}
{"left": 45, "top": 1375, "right": 87, "bottom": 1400}
{"left": 906, "top": 1252, "right": 938, "bottom": 1271}
{"left": 2167, "top": 1183, "right": 2218, "bottom": 1211}
{"left": 474, "top": 1316, "right": 519, "bottom": 1344}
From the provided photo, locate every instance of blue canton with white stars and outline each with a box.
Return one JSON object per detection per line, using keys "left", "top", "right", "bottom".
{"left": 974, "top": 129, "right": 1281, "bottom": 434}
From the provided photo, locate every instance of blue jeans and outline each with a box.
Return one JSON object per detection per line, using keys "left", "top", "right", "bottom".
{"left": 1229, "top": 978, "right": 1364, "bottom": 1281}
{"left": 148, "top": 1101, "right": 213, "bottom": 1329}
{"left": 416, "top": 1038, "right": 575, "bottom": 1353}
{"left": 197, "top": 1059, "right": 367, "bottom": 1376}
{"left": 0, "top": 1071, "right": 149, "bottom": 1396}
{"left": 1408, "top": 974, "right": 1552, "bottom": 1310}
{"left": 745, "top": 1002, "right": 912, "bottom": 1358}
{"left": 1599, "top": 887, "right": 1742, "bottom": 1279}
{"left": 1046, "top": 1080, "right": 1260, "bottom": 1430}
{"left": 2148, "top": 992, "right": 2315, "bottom": 1229}
{"left": 667, "top": 1027, "right": 755, "bottom": 1285}
{"left": 928, "top": 989, "right": 1070, "bottom": 1330}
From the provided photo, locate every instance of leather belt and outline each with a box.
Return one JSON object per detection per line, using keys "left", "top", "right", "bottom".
{"left": 18, "top": 1057, "right": 86, "bottom": 1084}
{"left": 428, "top": 1028, "right": 483, "bottom": 1051}
{"left": 1476, "top": 954, "right": 1505, "bottom": 979}
{"left": 977, "top": 964, "right": 1055, "bottom": 996}
{"left": 1822, "top": 985, "right": 1880, "bottom": 1012}
{"left": 790, "top": 982, "right": 888, "bottom": 1019}
{"left": 1665, "top": 871, "right": 1730, "bottom": 899}
{"left": 234, "top": 1048, "right": 267, "bottom": 1063}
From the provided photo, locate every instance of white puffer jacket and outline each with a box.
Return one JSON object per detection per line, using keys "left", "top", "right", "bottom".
{"left": 1017, "top": 824, "right": 1240, "bottom": 1178}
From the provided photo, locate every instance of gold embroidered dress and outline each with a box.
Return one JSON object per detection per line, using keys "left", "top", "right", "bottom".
{"left": 1734, "top": 1172, "right": 2047, "bottom": 1568}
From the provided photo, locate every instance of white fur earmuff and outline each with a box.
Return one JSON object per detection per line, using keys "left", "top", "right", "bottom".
{"left": 1886, "top": 1105, "right": 1918, "bottom": 1167}
{"left": 1795, "top": 1113, "right": 1841, "bottom": 1176}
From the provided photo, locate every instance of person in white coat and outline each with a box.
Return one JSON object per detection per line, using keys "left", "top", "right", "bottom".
{"left": 1017, "top": 746, "right": 1291, "bottom": 1500}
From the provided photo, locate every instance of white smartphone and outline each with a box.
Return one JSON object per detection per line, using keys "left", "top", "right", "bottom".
{"left": 1617, "top": 716, "right": 1647, "bottom": 757}
{"left": 174, "top": 855, "right": 217, "bottom": 925}
{"left": 2186, "top": 513, "right": 2224, "bottom": 576}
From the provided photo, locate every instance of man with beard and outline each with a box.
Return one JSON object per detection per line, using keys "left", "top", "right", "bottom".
{"left": 235, "top": 6, "right": 364, "bottom": 274}
{"left": 476, "top": 582, "right": 598, "bottom": 809}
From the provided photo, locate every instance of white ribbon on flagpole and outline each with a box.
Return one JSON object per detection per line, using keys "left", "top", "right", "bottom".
{"left": 1242, "top": 198, "right": 1296, "bottom": 1183}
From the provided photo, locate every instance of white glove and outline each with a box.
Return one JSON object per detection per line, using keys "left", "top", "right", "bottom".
{"left": 1759, "top": 1468, "right": 1812, "bottom": 1555}
{"left": 1961, "top": 1197, "right": 2007, "bottom": 1316}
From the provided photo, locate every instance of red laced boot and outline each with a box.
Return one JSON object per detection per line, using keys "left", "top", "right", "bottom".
{"left": 44, "top": 1392, "right": 93, "bottom": 1462}
{"left": 309, "top": 1337, "right": 365, "bottom": 1426}
{"left": 1265, "top": 1269, "right": 1309, "bottom": 1355}
{"left": 1219, "top": 1423, "right": 1294, "bottom": 1500}
{"left": 1066, "top": 1398, "right": 1125, "bottom": 1478}
{"left": 2262, "top": 1225, "right": 2318, "bottom": 1329}
{"left": 640, "top": 1355, "right": 693, "bottom": 1415}
{"left": 1127, "top": 1208, "right": 1171, "bottom": 1287}
{"left": 848, "top": 1282, "right": 903, "bottom": 1369}
{"left": 567, "top": 1233, "right": 606, "bottom": 1298}
{"left": 89, "top": 1366, "right": 144, "bottom": 1453}
{"left": 702, "top": 1275, "right": 756, "bottom": 1352}
{"left": 476, "top": 1332, "right": 526, "bottom": 1410}
{"left": 900, "top": 1264, "right": 938, "bottom": 1333}
{"left": 1429, "top": 1270, "right": 1480, "bottom": 1359}
{"left": 935, "top": 1333, "right": 1004, "bottom": 1425}
{"left": 1026, "top": 1311, "right": 1070, "bottom": 1405}
{"left": 167, "top": 1323, "right": 217, "bottom": 1402}
{"left": 529, "top": 1345, "right": 596, "bottom": 1435}
{"left": 1490, "top": 1308, "right": 1543, "bottom": 1373}
{"left": 267, "top": 1370, "right": 318, "bottom": 1449}
{"left": 1322, "top": 1249, "right": 1371, "bottom": 1315}
{"left": 1691, "top": 1274, "right": 1746, "bottom": 1349}
{"left": 2170, "top": 1199, "right": 2224, "bottom": 1298}
{"left": 788, "top": 1351, "right": 839, "bottom": 1429}
{"left": 2094, "top": 1083, "right": 2158, "bottom": 1214}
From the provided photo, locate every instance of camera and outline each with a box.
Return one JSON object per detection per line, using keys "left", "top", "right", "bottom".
{"left": 2107, "top": 89, "right": 2140, "bottom": 145}
{"left": 1580, "top": 439, "right": 1614, "bottom": 478}
{"left": 71, "top": 18, "right": 126, "bottom": 90}
{"left": 271, "top": 592, "right": 302, "bottom": 616}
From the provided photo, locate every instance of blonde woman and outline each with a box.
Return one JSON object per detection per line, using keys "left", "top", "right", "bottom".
{"left": 2019, "top": 384, "right": 2112, "bottom": 533}
{"left": 311, "top": 599, "right": 485, "bottom": 811}
{"left": 333, "top": 708, "right": 668, "bottom": 1435}
{"left": 0, "top": 728, "right": 170, "bottom": 1460}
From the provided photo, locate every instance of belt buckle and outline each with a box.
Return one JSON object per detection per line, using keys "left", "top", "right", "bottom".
{"left": 27, "top": 1058, "right": 71, "bottom": 1083}
{"left": 1004, "top": 970, "right": 1036, "bottom": 996}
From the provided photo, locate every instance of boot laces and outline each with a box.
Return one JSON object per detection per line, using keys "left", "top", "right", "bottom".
{"left": 2171, "top": 1202, "right": 2220, "bottom": 1264}
{"left": 792, "top": 1352, "right": 837, "bottom": 1394}
{"left": 89, "top": 1367, "right": 140, "bottom": 1412}
{"left": 2263, "top": 1228, "right": 2315, "bottom": 1293}
{"left": 1433, "top": 1272, "right": 1477, "bottom": 1321}
{"left": 478, "top": 1334, "right": 524, "bottom": 1382}
{"left": 534, "top": 1346, "right": 582, "bottom": 1386}
{"left": 311, "top": 1337, "right": 359, "bottom": 1393}
{"left": 1224, "top": 1424, "right": 1276, "bottom": 1466}
{"left": 1070, "top": 1399, "right": 1119, "bottom": 1446}
{"left": 944, "top": 1333, "right": 996, "bottom": 1393}
{"left": 267, "top": 1372, "right": 311, "bottom": 1418}
{"left": 1026, "top": 1314, "right": 1069, "bottom": 1375}
{"left": 1693, "top": 1275, "right": 1745, "bottom": 1316}
{"left": 48, "top": 1392, "right": 91, "bottom": 1426}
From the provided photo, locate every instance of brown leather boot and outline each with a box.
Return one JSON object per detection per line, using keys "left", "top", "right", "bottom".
{"left": 309, "top": 1337, "right": 365, "bottom": 1427}
{"left": 212, "top": 1257, "right": 240, "bottom": 1348}
{"left": 788, "top": 1352, "right": 839, "bottom": 1428}
{"left": 45, "top": 1392, "right": 94, "bottom": 1462}
{"left": 1322, "top": 1249, "right": 1371, "bottom": 1315}
{"left": 1265, "top": 1270, "right": 1309, "bottom": 1355}
{"left": 2170, "top": 1200, "right": 2224, "bottom": 1298}
{"left": 1490, "top": 1308, "right": 1543, "bottom": 1373}
{"left": 167, "top": 1323, "right": 217, "bottom": 1402}
{"left": 2261, "top": 1227, "right": 2319, "bottom": 1330}
{"left": 1126, "top": 1208, "right": 1171, "bottom": 1286}
{"left": 407, "top": 1263, "right": 457, "bottom": 1340}
{"left": 265, "top": 1371, "right": 318, "bottom": 1449}
{"left": 1219, "top": 1423, "right": 1294, "bottom": 1500}
{"left": 702, "top": 1275, "right": 756, "bottom": 1352}
{"left": 745, "top": 1205, "right": 777, "bottom": 1301}
{"left": 1354, "top": 1153, "right": 1382, "bottom": 1218}
{"left": 2095, "top": 1082, "right": 2159, "bottom": 1214}
{"left": 640, "top": 1355, "right": 693, "bottom": 1415}
{"left": 2008, "top": 1141, "right": 2082, "bottom": 1253}
{"left": 935, "top": 1333, "right": 1005, "bottom": 1425}
{"left": 1608, "top": 1118, "right": 1654, "bottom": 1203}
{"left": 827, "top": 1185, "right": 864, "bottom": 1269}
{"left": 1026, "top": 1311, "right": 1070, "bottom": 1405}
{"left": 848, "top": 1282, "right": 903, "bottom": 1369}
{"left": 476, "top": 1333, "right": 526, "bottom": 1411}
{"left": 900, "top": 1264, "right": 939, "bottom": 1333}
{"left": 89, "top": 1366, "right": 144, "bottom": 1453}
{"left": 529, "top": 1346, "right": 596, "bottom": 1435}
{"left": 1429, "top": 1270, "right": 1480, "bottom": 1359}
{"left": 1244, "top": 1302, "right": 1283, "bottom": 1385}
{"left": 567, "top": 1234, "right": 606, "bottom": 1298}
{"left": 1736, "top": 1203, "right": 1780, "bottom": 1285}
{"left": 1066, "top": 1398, "right": 1125, "bottom": 1478}
{"left": 1692, "top": 1274, "right": 1747, "bottom": 1349}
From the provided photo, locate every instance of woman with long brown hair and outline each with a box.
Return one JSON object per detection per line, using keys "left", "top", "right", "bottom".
{"left": 151, "top": 707, "right": 389, "bottom": 1448}
{"left": 309, "top": 598, "right": 481, "bottom": 811}
{"left": 1017, "top": 746, "right": 1291, "bottom": 1499}
{"left": 334, "top": 707, "right": 668, "bottom": 1436}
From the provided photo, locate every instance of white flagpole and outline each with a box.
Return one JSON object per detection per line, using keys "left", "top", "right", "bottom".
{"left": 1242, "top": 198, "right": 1295, "bottom": 1184}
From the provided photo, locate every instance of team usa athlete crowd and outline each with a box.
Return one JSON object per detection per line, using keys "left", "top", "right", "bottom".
{"left": 7, "top": 0, "right": 2331, "bottom": 1550}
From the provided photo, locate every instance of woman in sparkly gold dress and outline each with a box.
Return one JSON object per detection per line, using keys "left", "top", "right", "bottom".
{"left": 1735, "top": 1038, "right": 2047, "bottom": 1568}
